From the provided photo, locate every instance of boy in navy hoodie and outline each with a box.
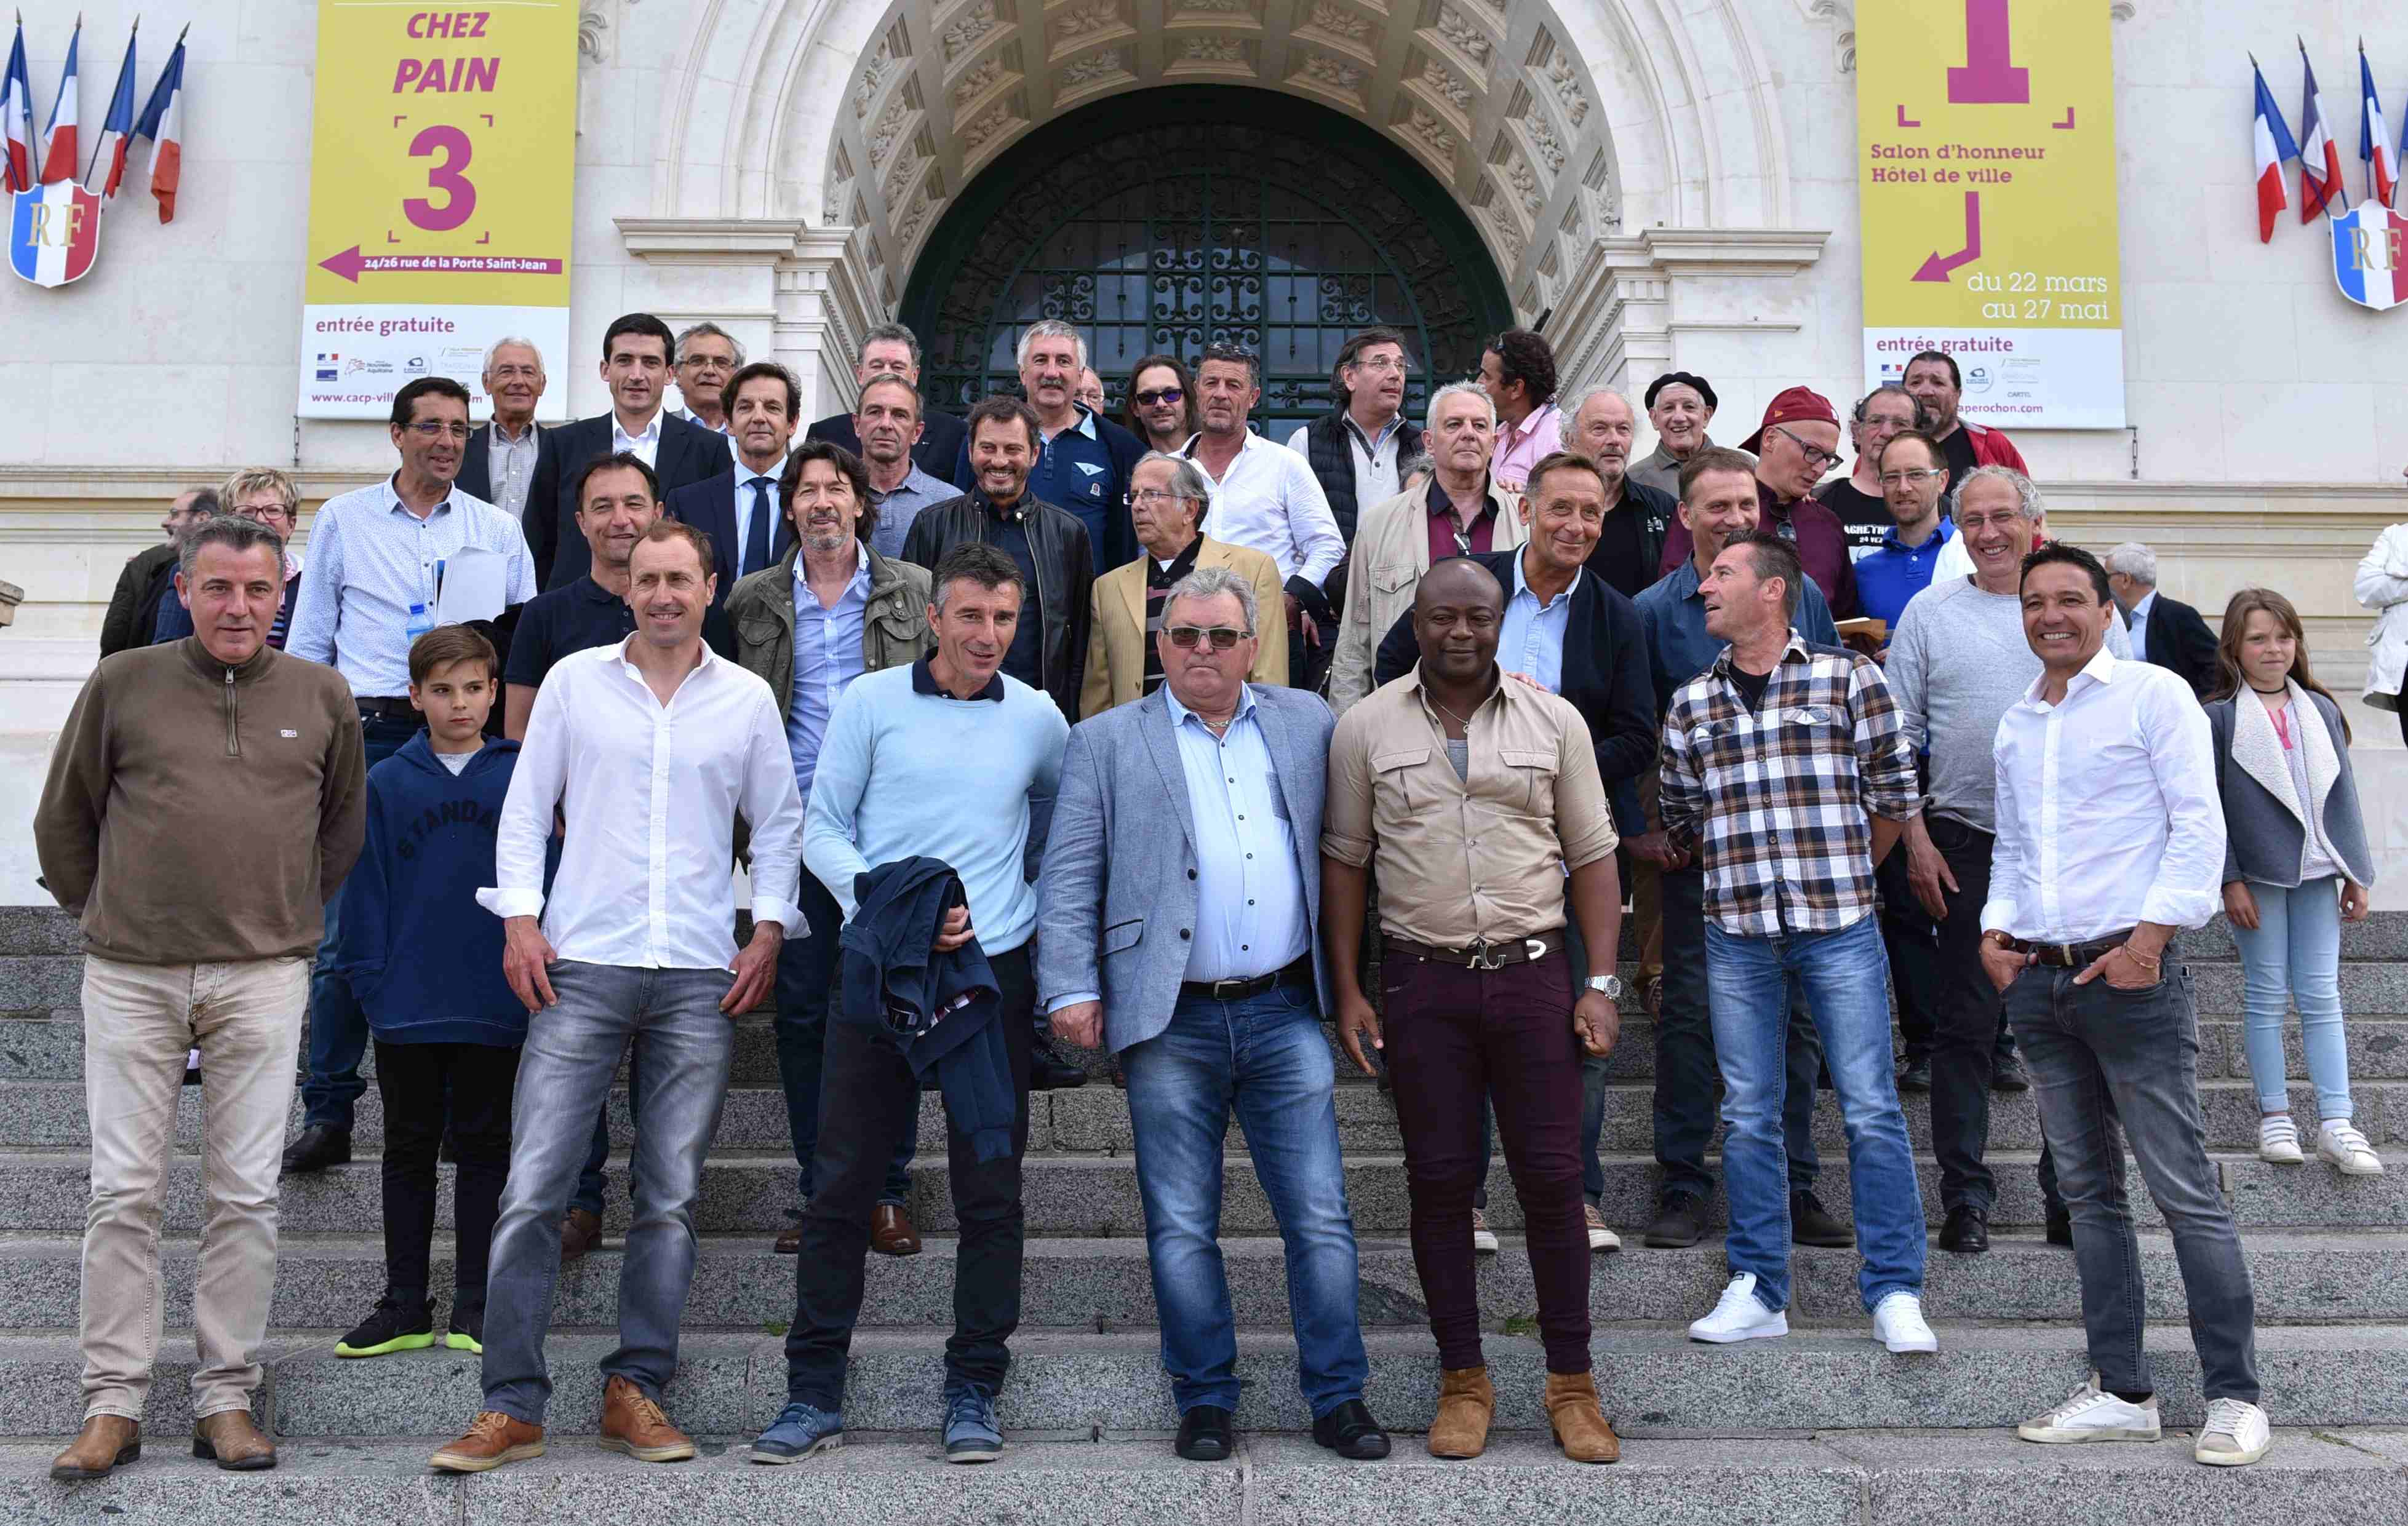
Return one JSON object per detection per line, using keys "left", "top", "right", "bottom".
{"left": 327, "top": 626, "right": 525, "bottom": 1357}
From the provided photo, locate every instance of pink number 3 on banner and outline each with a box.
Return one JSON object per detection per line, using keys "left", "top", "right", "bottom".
{"left": 405, "top": 125, "right": 477, "bottom": 232}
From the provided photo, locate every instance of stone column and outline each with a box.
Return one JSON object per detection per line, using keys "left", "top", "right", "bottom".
{"left": 1547, "top": 227, "right": 1830, "bottom": 404}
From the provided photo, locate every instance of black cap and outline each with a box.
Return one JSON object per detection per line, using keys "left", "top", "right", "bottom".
{"left": 1644, "top": 371, "right": 1718, "bottom": 411}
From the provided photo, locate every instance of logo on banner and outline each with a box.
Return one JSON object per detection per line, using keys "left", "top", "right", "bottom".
{"left": 2332, "top": 201, "right": 2408, "bottom": 311}
{"left": 8, "top": 180, "right": 100, "bottom": 287}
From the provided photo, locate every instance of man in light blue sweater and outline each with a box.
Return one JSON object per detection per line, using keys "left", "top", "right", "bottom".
{"left": 765, "top": 542, "right": 1069, "bottom": 1469}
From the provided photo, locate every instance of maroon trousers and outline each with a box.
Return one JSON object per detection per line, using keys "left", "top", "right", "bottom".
{"left": 1381, "top": 940, "right": 1592, "bottom": 1373}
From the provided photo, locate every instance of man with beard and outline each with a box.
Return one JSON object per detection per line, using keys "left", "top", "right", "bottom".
{"left": 1123, "top": 355, "right": 1200, "bottom": 455}
{"left": 958, "top": 320, "right": 1142, "bottom": 570}
{"left": 1901, "top": 349, "right": 2030, "bottom": 495}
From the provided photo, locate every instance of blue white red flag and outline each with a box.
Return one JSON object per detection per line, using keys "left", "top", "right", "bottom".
{"left": 131, "top": 28, "right": 185, "bottom": 223}
{"left": 2252, "top": 56, "right": 2299, "bottom": 242}
{"left": 2362, "top": 42, "right": 2398, "bottom": 209}
{"left": 36, "top": 15, "right": 75, "bottom": 186}
{"left": 84, "top": 20, "right": 136, "bottom": 204}
{"left": 1, "top": 18, "right": 33, "bottom": 194}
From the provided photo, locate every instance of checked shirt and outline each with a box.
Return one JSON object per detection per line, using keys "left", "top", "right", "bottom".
{"left": 1658, "top": 634, "right": 1920, "bottom": 937}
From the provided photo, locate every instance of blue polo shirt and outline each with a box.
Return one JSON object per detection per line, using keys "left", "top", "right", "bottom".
{"left": 1634, "top": 556, "right": 1840, "bottom": 715}
{"left": 1852, "top": 517, "right": 1956, "bottom": 630}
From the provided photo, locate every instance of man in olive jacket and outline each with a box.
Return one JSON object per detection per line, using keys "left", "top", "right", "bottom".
{"left": 726, "top": 439, "right": 936, "bottom": 1256}
{"left": 35, "top": 515, "right": 366, "bottom": 1479}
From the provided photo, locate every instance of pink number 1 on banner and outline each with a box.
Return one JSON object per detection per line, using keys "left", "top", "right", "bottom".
{"left": 405, "top": 125, "right": 477, "bottom": 232}
{"left": 1947, "top": 0, "right": 2030, "bottom": 105}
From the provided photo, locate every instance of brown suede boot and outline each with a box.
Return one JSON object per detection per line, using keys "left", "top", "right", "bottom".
{"left": 1544, "top": 1371, "right": 1622, "bottom": 1463}
{"left": 600, "top": 1373, "right": 696, "bottom": 1462}
{"left": 50, "top": 1415, "right": 140, "bottom": 1480}
{"left": 1425, "top": 1366, "right": 1493, "bottom": 1458}
{"left": 192, "top": 1410, "right": 276, "bottom": 1471}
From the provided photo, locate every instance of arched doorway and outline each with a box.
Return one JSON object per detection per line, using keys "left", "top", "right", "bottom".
{"left": 898, "top": 86, "right": 1515, "bottom": 436}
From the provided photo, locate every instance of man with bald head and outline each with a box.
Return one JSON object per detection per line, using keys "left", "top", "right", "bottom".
{"left": 1566, "top": 388, "right": 1677, "bottom": 598}
{"left": 1322, "top": 556, "right": 1626, "bottom": 1464}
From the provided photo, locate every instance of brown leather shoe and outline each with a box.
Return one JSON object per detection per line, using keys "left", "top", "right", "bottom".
{"left": 50, "top": 1415, "right": 140, "bottom": 1480}
{"left": 192, "top": 1409, "right": 276, "bottom": 1471}
{"left": 1425, "top": 1365, "right": 1493, "bottom": 1459}
{"left": 599, "top": 1373, "right": 696, "bottom": 1462}
{"left": 1544, "top": 1371, "right": 1621, "bottom": 1463}
{"left": 560, "top": 1207, "right": 602, "bottom": 1263}
{"left": 871, "top": 1203, "right": 922, "bottom": 1257}
{"left": 774, "top": 1223, "right": 803, "bottom": 1254}
{"left": 429, "top": 1410, "right": 546, "bottom": 1472}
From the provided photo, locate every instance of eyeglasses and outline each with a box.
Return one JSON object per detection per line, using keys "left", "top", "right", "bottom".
{"left": 404, "top": 421, "right": 472, "bottom": 441}
{"left": 1127, "top": 488, "right": 1192, "bottom": 507}
{"left": 1769, "top": 425, "right": 1840, "bottom": 472}
{"left": 1134, "top": 387, "right": 1185, "bottom": 406}
{"left": 1877, "top": 468, "right": 1946, "bottom": 488}
{"left": 1165, "top": 625, "right": 1248, "bottom": 650}
{"left": 233, "top": 503, "right": 297, "bottom": 525}
{"left": 1349, "top": 356, "right": 1409, "bottom": 375}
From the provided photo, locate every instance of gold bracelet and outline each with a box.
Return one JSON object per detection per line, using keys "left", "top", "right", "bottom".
{"left": 2121, "top": 945, "right": 2162, "bottom": 969}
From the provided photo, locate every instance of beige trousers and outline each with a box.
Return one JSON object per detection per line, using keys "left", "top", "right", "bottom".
{"left": 79, "top": 954, "right": 307, "bottom": 1422}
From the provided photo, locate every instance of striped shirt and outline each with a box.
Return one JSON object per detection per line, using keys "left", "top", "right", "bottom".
{"left": 1658, "top": 634, "right": 1920, "bottom": 936}
{"left": 287, "top": 475, "right": 538, "bottom": 697}
{"left": 1140, "top": 539, "right": 1202, "bottom": 696}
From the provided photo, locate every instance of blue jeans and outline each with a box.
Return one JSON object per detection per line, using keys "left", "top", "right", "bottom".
{"left": 481, "top": 962, "right": 735, "bottom": 1422}
{"left": 301, "top": 711, "right": 416, "bottom": 1130}
{"left": 1122, "top": 977, "right": 1366, "bottom": 1418}
{"left": 1705, "top": 915, "right": 1925, "bottom": 1314}
{"left": 568, "top": 1047, "right": 636, "bottom": 1219}
{"left": 773, "top": 870, "right": 913, "bottom": 1207}
{"left": 2231, "top": 876, "right": 2353, "bottom": 1120}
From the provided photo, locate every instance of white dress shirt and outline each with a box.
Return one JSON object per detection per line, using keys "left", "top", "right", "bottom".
{"left": 613, "top": 411, "right": 664, "bottom": 468}
{"left": 1286, "top": 412, "right": 1407, "bottom": 511}
{"left": 1981, "top": 647, "right": 2225, "bottom": 943}
{"left": 479, "top": 637, "right": 807, "bottom": 969}
{"left": 1189, "top": 431, "right": 1346, "bottom": 586}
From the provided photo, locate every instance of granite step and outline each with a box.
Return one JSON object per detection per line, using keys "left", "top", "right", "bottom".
{"left": 0, "top": 1148, "right": 2400, "bottom": 1236}
{"left": 0, "top": 1228, "right": 2399, "bottom": 1333}
{"left": 6, "top": 1430, "right": 2404, "bottom": 1526}
{"left": 1, "top": 1324, "right": 2404, "bottom": 1440}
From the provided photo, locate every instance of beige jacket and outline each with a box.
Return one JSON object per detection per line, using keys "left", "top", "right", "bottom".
{"left": 1327, "top": 479, "right": 1525, "bottom": 715}
{"left": 1080, "top": 534, "right": 1288, "bottom": 718}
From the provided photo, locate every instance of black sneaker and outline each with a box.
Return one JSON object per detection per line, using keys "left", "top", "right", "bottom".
{"left": 1643, "top": 1190, "right": 1707, "bottom": 1249}
{"left": 1790, "top": 1190, "right": 1854, "bottom": 1248}
{"left": 1990, "top": 1052, "right": 2031, "bottom": 1092}
{"left": 1895, "top": 1057, "right": 1932, "bottom": 1092}
{"left": 335, "top": 1292, "right": 436, "bottom": 1357}
{"left": 446, "top": 1303, "right": 484, "bottom": 1353}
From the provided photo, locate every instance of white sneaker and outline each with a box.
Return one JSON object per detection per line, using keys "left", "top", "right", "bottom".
{"left": 1687, "top": 1273, "right": 1788, "bottom": 1344}
{"left": 1871, "top": 1291, "right": 1937, "bottom": 1354}
{"left": 1470, "top": 1207, "right": 1499, "bottom": 1254}
{"left": 1583, "top": 1203, "right": 1621, "bottom": 1253}
{"left": 2017, "top": 1376, "right": 2161, "bottom": 1444}
{"left": 2193, "top": 1396, "right": 2271, "bottom": 1466}
{"left": 2257, "top": 1114, "right": 2303, "bottom": 1164}
{"left": 2317, "top": 1119, "right": 2385, "bottom": 1176}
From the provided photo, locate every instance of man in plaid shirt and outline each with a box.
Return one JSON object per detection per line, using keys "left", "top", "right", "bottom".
{"left": 1657, "top": 531, "right": 1932, "bottom": 1354}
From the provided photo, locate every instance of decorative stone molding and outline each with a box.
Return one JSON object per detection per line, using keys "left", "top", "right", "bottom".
{"left": 941, "top": 0, "right": 1003, "bottom": 62}
{"left": 1547, "top": 225, "right": 1830, "bottom": 394}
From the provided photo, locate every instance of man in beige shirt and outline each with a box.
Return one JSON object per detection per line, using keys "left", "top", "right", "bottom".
{"left": 1319, "top": 557, "right": 1624, "bottom": 1466}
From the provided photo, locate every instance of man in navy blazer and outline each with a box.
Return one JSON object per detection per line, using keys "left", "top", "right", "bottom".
{"left": 664, "top": 360, "right": 802, "bottom": 608}
{"left": 2105, "top": 542, "right": 2220, "bottom": 699}
{"left": 803, "top": 322, "right": 972, "bottom": 488}
{"left": 524, "top": 314, "right": 731, "bottom": 589}
{"left": 1035, "top": 565, "right": 1389, "bottom": 1466}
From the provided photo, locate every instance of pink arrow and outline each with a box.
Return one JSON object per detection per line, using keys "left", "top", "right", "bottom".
{"left": 1912, "top": 193, "right": 1982, "bottom": 282}
{"left": 319, "top": 245, "right": 365, "bottom": 282}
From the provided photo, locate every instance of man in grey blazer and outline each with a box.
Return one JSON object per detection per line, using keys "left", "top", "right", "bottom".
{"left": 1037, "top": 566, "right": 1387, "bottom": 1466}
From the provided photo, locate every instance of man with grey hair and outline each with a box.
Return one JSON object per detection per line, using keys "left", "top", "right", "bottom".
{"left": 99, "top": 486, "right": 218, "bottom": 657}
{"left": 807, "top": 322, "right": 971, "bottom": 486}
{"left": 460, "top": 336, "right": 553, "bottom": 519}
{"left": 671, "top": 322, "right": 744, "bottom": 434}
{"left": 1039, "top": 564, "right": 1384, "bottom": 1464}
{"left": 849, "top": 375, "right": 960, "bottom": 560}
{"left": 1816, "top": 384, "right": 1924, "bottom": 562}
{"left": 968, "top": 319, "right": 1145, "bottom": 570}
{"left": 1330, "top": 380, "right": 1521, "bottom": 714}
{"left": 1564, "top": 386, "right": 1678, "bottom": 598}
{"left": 38, "top": 513, "right": 367, "bottom": 1478}
{"left": 2105, "top": 541, "right": 2218, "bottom": 698}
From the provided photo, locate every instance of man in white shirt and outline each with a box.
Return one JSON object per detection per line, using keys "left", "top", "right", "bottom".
{"left": 1182, "top": 346, "right": 1345, "bottom": 689}
{"left": 1980, "top": 542, "right": 2270, "bottom": 1469}
{"left": 430, "top": 519, "right": 805, "bottom": 1475}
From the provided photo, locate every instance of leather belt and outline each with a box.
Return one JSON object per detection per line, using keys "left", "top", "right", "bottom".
{"left": 2002, "top": 929, "right": 2140, "bottom": 969}
{"left": 356, "top": 696, "right": 417, "bottom": 720}
{"left": 1181, "top": 956, "right": 1313, "bottom": 1003}
{"left": 1385, "top": 930, "right": 1564, "bottom": 970}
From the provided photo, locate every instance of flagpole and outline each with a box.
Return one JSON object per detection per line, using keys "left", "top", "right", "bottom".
{"left": 79, "top": 15, "right": 131, "bottom": 188}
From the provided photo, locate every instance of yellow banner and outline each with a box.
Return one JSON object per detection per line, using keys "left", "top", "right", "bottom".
{"left": 298, "top": 0, "right": 578, "bottom": 419}
{"left": 1856, "top": 0, "right": 2125, "bottom": 429}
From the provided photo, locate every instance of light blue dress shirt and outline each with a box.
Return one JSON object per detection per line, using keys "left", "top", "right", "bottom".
{"left": 1164, "top": 685, "right": 1310, "bottom": 983}
{"left": 2126, "top": 589, "right": 2156, "bottom": 664}
{"left": 869, "top": 463, "right": 958, "bottom": 562}
{"left": 786, "top": 544, "right": 871, "bottom": 798}
{"left": 1499, "top": 550, "right": 1578, "bottom": 694}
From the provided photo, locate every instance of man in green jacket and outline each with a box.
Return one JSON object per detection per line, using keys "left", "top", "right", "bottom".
{"left": 726, "top": 438, "right": 933, "bottom": 1257}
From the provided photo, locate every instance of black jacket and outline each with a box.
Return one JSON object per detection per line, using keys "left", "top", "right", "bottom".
{"left": 524, "top": 411, "right": 729, "bottom": 589}
{"left": 2135, "top": 593, "right": 2220, "bottom": 699}
{"left": 100, "top": 543, "right": 180, "bottom": 658}
{"left": 1374, "top": 547, "right": 1658, "bottom": 832}
{"left": 899, "top": 490, "right": 1095, "bottom": 721}
{"left": 1593, "top": 478, "right": 1678, "bottom": 600}
{"left": 807, "top": 408, "right": 974, "bottom": 491}
{"left": 456, "top": 421, "right": 556, "bottom": 509}
{"left": 838, "top": 856, "right": 1016, "bottom": 1163}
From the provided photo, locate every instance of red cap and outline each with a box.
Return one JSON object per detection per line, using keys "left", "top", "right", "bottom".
{"left": 1737, "top": 386, "right": 1840, "bottom": 454}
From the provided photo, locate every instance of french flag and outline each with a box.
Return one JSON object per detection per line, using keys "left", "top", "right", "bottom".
{"left": 36, "top": 15, "right": 75, "bottom": 186}
{"left": 2252, "top": 55, "right": 2298, "bottom": 242}
{"left": 132, "top": 28, "right": 186, "bottom": 223}
{"left": 84, "top": 20, "right": 136, "bottom": 205}
{"left": 1, "top": 18, "right": 34, "bottom": 194}
{"left": 2362, "top": 41, "right": 2398, "bottom": 209}
{"left": 2298, "top": 41, "right": 2346, "bottom": 220}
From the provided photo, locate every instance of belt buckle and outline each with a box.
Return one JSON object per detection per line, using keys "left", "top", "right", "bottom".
{"left": 1465, "top": 937, "right": 1505, "bottom": 971}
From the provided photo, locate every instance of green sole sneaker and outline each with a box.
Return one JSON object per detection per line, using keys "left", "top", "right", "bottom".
{"left": 445, "top": 1331, "right": 483, "bottom": 1354}
{"left": 335, "top": 1330, "right": 437, "bottom": 1358}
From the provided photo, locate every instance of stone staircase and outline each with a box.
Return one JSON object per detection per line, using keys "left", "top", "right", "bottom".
{"left": 4, "top": 902, "right": 2407, "bottom": 1520}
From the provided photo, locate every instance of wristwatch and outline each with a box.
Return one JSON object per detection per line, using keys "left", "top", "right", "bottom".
{"left": 1584, "top": 973, "right": 1624, "bottom": 1001}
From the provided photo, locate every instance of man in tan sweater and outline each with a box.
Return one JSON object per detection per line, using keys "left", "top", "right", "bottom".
{"left": 34, "top": 514, "right": 366, "bottom": 1480}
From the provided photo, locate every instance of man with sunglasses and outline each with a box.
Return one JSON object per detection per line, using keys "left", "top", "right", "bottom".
{"left": 282, "top": 376, "right": 538, "bottom": 1175}
{"left": 1655, "top": 386, "right": 1859, "bottom": 619}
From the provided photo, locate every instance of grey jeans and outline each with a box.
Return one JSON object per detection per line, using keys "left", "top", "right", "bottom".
{"left": 480, "top": 961, "right": 735, "bottom": 1423}
{"left": 2006, "top": 960, "right": 2260, "bottom": 1403}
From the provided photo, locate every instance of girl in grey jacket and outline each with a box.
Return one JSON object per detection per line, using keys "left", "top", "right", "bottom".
{"left": 2205, "top": 589, "right": 2382, "bottom": 1175}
